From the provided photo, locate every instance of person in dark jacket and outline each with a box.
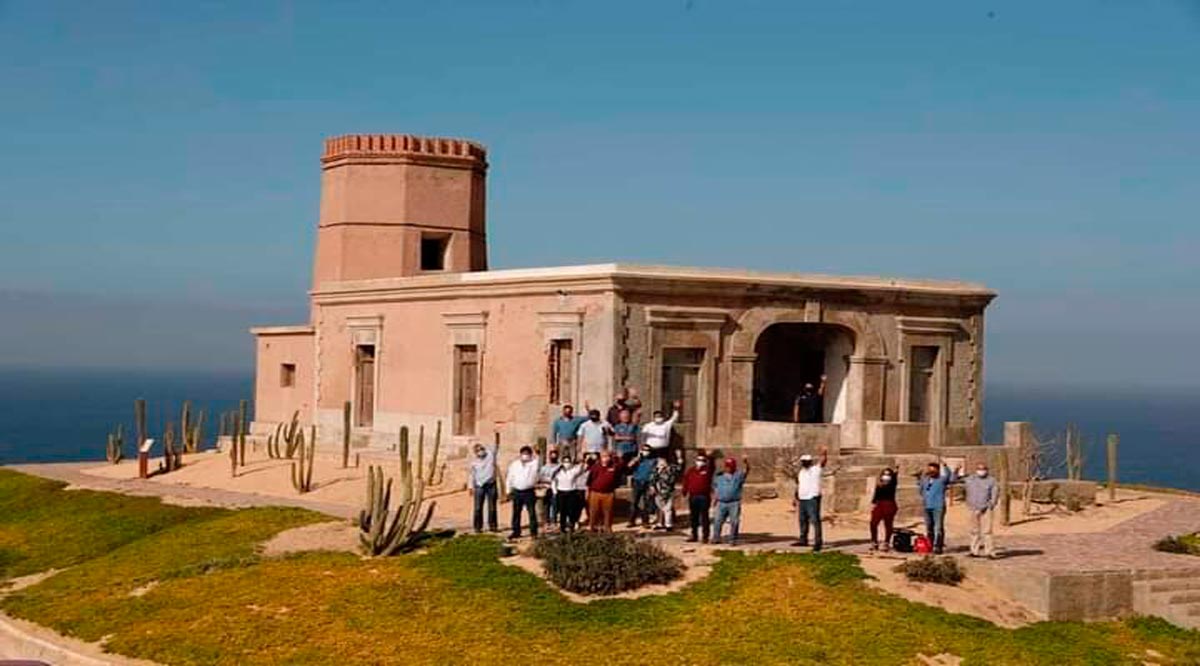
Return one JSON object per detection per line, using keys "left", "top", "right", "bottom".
{"left": 626, "top": 445, "right": 657, "bottom": 527}
{"left": 869, "top": 467, "right": 898, "bottom": 552}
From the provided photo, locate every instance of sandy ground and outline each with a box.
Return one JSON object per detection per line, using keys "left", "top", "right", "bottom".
{"left": 261, "top": 521, "right": 361, "bottom": 557}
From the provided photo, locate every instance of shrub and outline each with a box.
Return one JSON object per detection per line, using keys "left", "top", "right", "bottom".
{"left": 893, "top": 556, "right": 965, "bottom": 585}
{"left": 531, "top": 531, "right": 684, "bottom": 596}
{"left": 1153, "top": 534, "right": 1200, "bottom": 556}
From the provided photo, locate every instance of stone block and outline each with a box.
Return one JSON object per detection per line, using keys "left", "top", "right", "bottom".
{"left": 1027, "top": 479, "right": 1099, "bottom": 506}
{"left": 866, "top": 421, "right": 929, "bottom": 454}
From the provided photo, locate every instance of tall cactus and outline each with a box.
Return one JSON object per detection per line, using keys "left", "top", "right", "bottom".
{"left": 342, "top": 400, "right": 352, "bottom": 468}
{"left": 230, "top": 413, "right": 241, "bottom": 477}
{"left": 237, "top": 399, "right": 248, "bottom": 467}
{"left": 180, "top": 401, "right": 193, "bottom": 452}
{"left": 106, "top": 424, "right": 125, "bottom": 464}
{"left": 191, "top": 409, "right": 205, "bottom": 453}
{"left": 427, "top": 420, "right": 442, "bottom": 485}
{"left": 291, "top": 426, "right": 316, "bottom": 493}
{"left": 358, "top": 425, "right": 438, "bottom": 556}
{"left": 162, "top": 422, "right": 182, "bottom": 473}
{"left": 134, "top": 398, "right": 147, "bottom": 455}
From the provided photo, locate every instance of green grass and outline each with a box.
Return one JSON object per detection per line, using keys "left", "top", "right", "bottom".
{"left": 1, "top": 468, "right": 1198, "bottom": 665}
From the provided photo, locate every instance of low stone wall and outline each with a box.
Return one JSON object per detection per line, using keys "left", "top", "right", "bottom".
{"left": 740, "top": 421, "right": 841, "bottom": 455}
{"left": 866, "top": 422, "right": 929, "bottom": 454}
{"left": 971, "top": 566, "right": 1134, "bottom": 622}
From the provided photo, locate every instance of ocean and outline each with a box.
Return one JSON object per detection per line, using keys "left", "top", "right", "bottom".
{"left": 0, "top": 368, "right": 1195, "bottom": 491}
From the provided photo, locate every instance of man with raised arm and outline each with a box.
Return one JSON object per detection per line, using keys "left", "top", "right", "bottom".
{"left": 467, "top": 439, "right": 499, "bottom": 533}
{"left": 917, "top": 460, "right": 960, "bottom": 555}
{"left": 641, "top": 400, "right": 682, "bottom": 458}
{"left": 793, "top": 445, "right": 828, "bottom": 552}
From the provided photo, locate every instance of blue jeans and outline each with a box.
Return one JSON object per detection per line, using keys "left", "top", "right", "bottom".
{"left": 924, "top": 506, "right": 945, "bottom": 551}
{"left": 713, "top": 500, "right": 742, "bottom": 543}
{"left": 798, "top": 497, "right": 823, "bottom": 549}
{"left": 629, "top": 480, "right": 653, "bottom": 525}
{"left": 472, "top": 480, "right": 497, "bottom": 532}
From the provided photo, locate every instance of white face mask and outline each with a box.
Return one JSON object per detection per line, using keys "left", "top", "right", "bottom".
{"left": 654, "top": 417, "right": 665, "bottom": 425}
{"left": 521, "top": 454, "right": 532, "bottom": 463}
{"left": 976, "top": 469, "right": 988, "bottom": 477}
{"left": 881, "top": 475, "right": 892, "bottom": 483}
{"left": 696, "top": 460, "right": 707, "bottom": 467}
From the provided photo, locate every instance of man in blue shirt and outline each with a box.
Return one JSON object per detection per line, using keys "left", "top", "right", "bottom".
{"left": 917, "top": 461, "right": 960, "bottom": 554}
{"left": 713, "top": 456, "right": 750, "bottom": 545}
{"left": 625, "top": 445, "right": 658, "bottom": 528}
{"left": 549, "top": 404, "right": 588, "bottom": 457}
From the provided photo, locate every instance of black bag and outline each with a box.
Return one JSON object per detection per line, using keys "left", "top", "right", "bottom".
{"left": 892, "top": 529, "right": 915, "bottom": 553}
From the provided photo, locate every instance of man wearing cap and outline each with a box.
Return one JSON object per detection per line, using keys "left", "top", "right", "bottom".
{"left": 793, "top": 446, "right": 828, "bottom": 551}
{"left": 713, "top": 456, "right": 750, "bottom": 545}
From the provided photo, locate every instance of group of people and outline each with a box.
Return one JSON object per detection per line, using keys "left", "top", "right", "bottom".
{"left": 864, "top": 460, "right": 1000, "bottom": 557}
{"left": 470, "top": 387, "right": 1001, "bottom": 557}
{"left": 468, "top": 391, "right": 753, "bottom": 544}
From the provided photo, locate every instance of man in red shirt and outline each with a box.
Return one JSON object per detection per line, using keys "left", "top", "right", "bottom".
{"left": 587, "top": 450, "right": 624, "bottom": 532}
{"left": 681, "top": 450, "right": 715, "bottom": 543}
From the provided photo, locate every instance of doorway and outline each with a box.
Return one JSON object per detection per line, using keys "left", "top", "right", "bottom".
{"left": 354, "top": 344, "right": 376, "bottom": 428}
{"left": 752, "top": 323, "right": 854, "bottom": 423}
{"left": 454, "top": 345, "right": 479, "bottom": 436}
{"left": 660, "top": 347, "right": 704, "bottom": 447}
{"left": 907, "top": 345, "right": 938, "bottom": 423}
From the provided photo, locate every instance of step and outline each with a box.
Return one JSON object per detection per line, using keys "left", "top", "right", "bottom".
{"left": 1150, "top": 580, "right": 1200, "bottom": 594}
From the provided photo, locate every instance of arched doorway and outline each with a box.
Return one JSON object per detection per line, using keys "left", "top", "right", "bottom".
{"left": 752, "top": 323, "right": 855, "bottom": 423}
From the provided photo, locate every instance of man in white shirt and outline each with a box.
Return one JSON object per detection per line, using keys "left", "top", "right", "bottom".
{"left": 793, "top": 446, "right": 829, "bottom": 552}
{"left": 576, "top": 409, "right": 613, "bottom": 454}
{"left": 640, "top": 400, "right": 682, "bottom": 457}
{"left": 506, "top": 445, "right": 541, "bottom": 539}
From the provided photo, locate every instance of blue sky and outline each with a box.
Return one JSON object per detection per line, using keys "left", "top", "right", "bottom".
{"left": 0, "top": 1, "right": 1197, "bottom": 386}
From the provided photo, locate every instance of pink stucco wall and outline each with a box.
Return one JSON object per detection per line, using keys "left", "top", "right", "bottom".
{"left": 252, "top": 330, "right": 314, "bottom": 427}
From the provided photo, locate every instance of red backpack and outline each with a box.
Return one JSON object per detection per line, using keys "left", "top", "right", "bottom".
{"left": 914, "top": 535, "right": 933, "bottom": 554}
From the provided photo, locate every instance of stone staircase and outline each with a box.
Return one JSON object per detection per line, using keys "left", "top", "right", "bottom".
{"left": 1133, "top": 568, "right": 1200, "bottom": 629}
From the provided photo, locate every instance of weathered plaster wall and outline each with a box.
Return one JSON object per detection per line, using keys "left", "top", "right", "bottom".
{"left": 252, "top": 331, "right": 314, "bottom": 425}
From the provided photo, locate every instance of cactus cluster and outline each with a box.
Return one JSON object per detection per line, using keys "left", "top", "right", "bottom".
{"left": 179, "top": 401, "right": 205, "bottom": 453}
{"left": 358, "top": 426, "right": 440, "bottom": 557}
{"left": 268, "top": 411, "right": 303, "bottom": 459}
{"left": 291, "top": 426, "right": 317, "bottom": 493}
{"left": 106, "top": 424, "right": 125, "bottom": 464}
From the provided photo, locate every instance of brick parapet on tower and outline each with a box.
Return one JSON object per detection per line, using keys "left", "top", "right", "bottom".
{"left": 321, "top": 134, "right": 487, "bottom": 171}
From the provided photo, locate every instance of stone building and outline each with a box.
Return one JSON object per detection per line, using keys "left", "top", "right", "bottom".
{"left": 251, "top": 133, "right": 996, "bottom": 468}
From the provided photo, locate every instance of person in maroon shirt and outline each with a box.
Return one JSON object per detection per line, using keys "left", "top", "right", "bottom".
{"left": 681, "top": 450, "right": 715, "bottom": 543}
{"left": 586, "top": 450, "right": 624, "bottom": 532}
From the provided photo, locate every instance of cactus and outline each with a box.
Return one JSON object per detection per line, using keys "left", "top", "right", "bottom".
{"left": 268, "top": 411, "right": 301, "bottom": 459}
{"left": 180, "top": 401, "right": 193, "bottom": 452}
{"left": 237, "top": 399, "right": 248, "bottom": 467}
{"left": 426, "top": 420, "right": 442, "bottom": 485}
{"left": 134, "top": 398, "right": 147, "bottom": 455}
{"left": 106, "top": 424, "right": 125, "bottom": 464}
{"left": 1064, "top": 423, "right": 1083, "bottom": 481}
{"left": 191, "top": 409, "right": 205, "bottom": 453}
{"left": 342, "top": 400, "right": 352, "bottom": 468}
{"left": 358, "top": 425, "right": 438, "bottom": 556}
{"left": 162, "top": 422, "right": 182, "bottom": 473}
{"left": 291, "top": 426, "right": 316, "bottom": 493}
{"left": 230, "top": 413, "right": 240, "bottom": 477}
{"left": 1106, "top": 434, "right": 1119, "bottom": 501}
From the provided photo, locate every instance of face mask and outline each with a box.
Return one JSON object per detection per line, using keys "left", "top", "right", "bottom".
{"left": 976, "top": 470, "right": 988, "bottom": 477}
{"left": 654, "top": 417, "right": 665, "bottom": 425}
{"left": 696, "top": 460, "right": 707, "bottom": 467}
{"left": 521, "top": 455, "right": 532, "bottom": 463}
{"left": 475, "top": 451, "right": 486, "bottom": 459}
{"left": 880, "top": 475, "right": 892, "bottom": 483}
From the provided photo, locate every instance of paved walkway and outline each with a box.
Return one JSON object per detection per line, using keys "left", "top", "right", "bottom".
{"left": 5, "top": 462, "right": 358, "bottom": 520}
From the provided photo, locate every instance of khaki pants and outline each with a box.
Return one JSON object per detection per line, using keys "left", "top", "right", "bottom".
{"left": 969, "top": 507, "right": 995, "bottom": 557}
{"left": 588, "top": 491, "right": 614, "bottom": 531}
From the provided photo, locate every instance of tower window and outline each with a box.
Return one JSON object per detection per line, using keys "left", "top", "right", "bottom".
{"left": 420, "top": 234, "right": 449, "bottom": 271}
{"left": 280, "top": 363, "right": 296, "bottom": 388}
